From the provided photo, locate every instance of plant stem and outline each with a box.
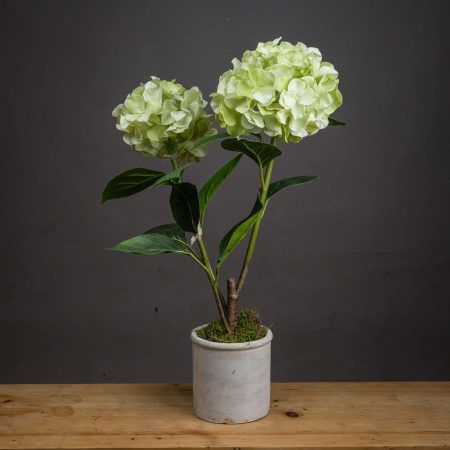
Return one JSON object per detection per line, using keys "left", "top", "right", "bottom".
{"left": 188, "top": 251, "right": 208, "bottom": 272}
{"left": 227, "top": 277, "right": 239, "bottom": 331}
{"left": 170, "top": 159, "right": 179, "bottom": 171}
{"left": 259, "top": 165, "right": 266, "bottom": 190}
{"left": 197, "top": 236, "right": 231, "bottom": 333}
{"left": 236, "top": 137, "right": 277, "bottom": 294}
{"left": 214, "top": 268, "right": 228, "bottom": 310}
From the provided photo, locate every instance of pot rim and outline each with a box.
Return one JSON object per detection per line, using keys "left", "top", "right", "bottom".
{"left": 191, "top": 324, "right": 273, "bottom": 351}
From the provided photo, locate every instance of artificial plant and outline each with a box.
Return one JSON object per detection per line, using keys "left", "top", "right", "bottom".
{"left": 103, "top": 38, "right": 344, "bottom": 337}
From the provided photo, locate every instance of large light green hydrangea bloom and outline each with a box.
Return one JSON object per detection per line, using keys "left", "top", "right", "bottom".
{"left": 113, "top": 77, "right": 216, "bottom": 163}
{"left": 210, "top": 38, "right": 343, "bottom": 142}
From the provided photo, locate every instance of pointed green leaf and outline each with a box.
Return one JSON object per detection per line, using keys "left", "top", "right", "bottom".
{"left": 221, "top": 138, "right": 281, "bottom": 167}
{"left": 217, "top": 198, "right": 263, "bottom": 267}
{"left": 328, "top": 117, "right": 346, "bottom": 126}
{"left": 190, "top": 130, "right": 229, "bottom": 151}
{"left": 267, "top": 176, "right": 319, "bottom": 199}
{"left": 144, "top": 223, "right": 187, "bottom": 243}
{"left": 170, "top": 182, "right": 200, "bottom": 233}
{"left": 110, "top": 233, "right": 190, "bottom": 256}
{"left": 102, "top": 168, "right": 164, "bottom": 203}
{"left": 199, "top": 155, "right": 242, "bottom": 223}
{"left": 153, "top": 165, "right": 188, "bottom": 187}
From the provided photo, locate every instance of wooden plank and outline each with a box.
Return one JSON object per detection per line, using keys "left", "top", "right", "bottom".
{"left": 0, "top": 382, "right": 449, "bottom": 449}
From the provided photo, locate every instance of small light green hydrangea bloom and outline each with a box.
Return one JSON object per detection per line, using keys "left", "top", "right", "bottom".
{"left": 113, "top": 77, "right": 216, "bottom": 163}
{"left": 210, "top": 38, "right": 343, "bottom": 142}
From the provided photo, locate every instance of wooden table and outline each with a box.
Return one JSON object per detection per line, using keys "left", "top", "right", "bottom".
{"left": 0, "top": 382, "right": 449, "bottom": 449}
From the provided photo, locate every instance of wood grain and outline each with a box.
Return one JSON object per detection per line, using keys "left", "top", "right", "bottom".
{"left": 0, "top": 382, "right": 449, "bottom": 449}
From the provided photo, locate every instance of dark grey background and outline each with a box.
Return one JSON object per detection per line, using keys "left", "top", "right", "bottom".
{"left": 1, "top": 0, "right": 449, "bottom": 383}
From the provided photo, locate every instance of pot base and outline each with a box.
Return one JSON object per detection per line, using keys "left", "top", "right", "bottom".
{"left": 193, "top": 408, "right": 270, "bottom": 424}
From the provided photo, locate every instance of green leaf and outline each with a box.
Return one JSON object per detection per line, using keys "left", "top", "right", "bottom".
{"left": 217, "top": 198, "right": 263, "bottom": 267}
{"left": 199, "top": 155, "right": 242, "bottom": 223}
{"left": 153, "top": 165, "right": 187, "bottom": 187}
{"left": 267, "top": 176, "right": 319, "bottom": 199}
{"left": 190, "top": 130, "right": 229, "bottom": 152}
{"left": 102, "top": 168, "right": 164, "bottom": 203}
{"left": 111, "top": 223, "right": 189, "bottom": 257}
{"left": 328, "top": 117, "right": 346, "bottom": 126}
{"left": 221, "top": 138, "right": 281, "bottom": 168}
{"left": 170, "top": 182, "right": 200, "bottom": 233}
{"left": 144, "top": 223, "right": 187, "bottom": 243}
{"left": 110, "top": 233, "right": 190, "bottom": 256}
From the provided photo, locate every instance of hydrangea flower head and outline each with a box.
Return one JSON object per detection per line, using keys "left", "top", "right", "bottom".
{"left": 210, "top": 38, "right": 343, "bottom": 142}
{"left": 113, "top": 77, "right": 216, "bottom": 163}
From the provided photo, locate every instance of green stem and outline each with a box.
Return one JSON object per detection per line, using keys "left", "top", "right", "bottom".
{"left": 197, "top": 238, "right": 215, "bottom": 282}
{"left": 197, "top": 237, "right": 231, "bottom": 333}
{"left": 259, "top": 165, "right": 266, "bottom": 190}
{"left": 170, "top": 159, "right": 179, "bottom": 171}
{"left": 188, "top": 251, "right": 208, "bottom": 272}
{"left": 236, "top": 137, "right": 277, "bottom": 294}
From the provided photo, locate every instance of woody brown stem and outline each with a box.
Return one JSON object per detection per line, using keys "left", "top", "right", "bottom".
{"left": 227, "top": 277, "right": 239, "bottom": 332}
